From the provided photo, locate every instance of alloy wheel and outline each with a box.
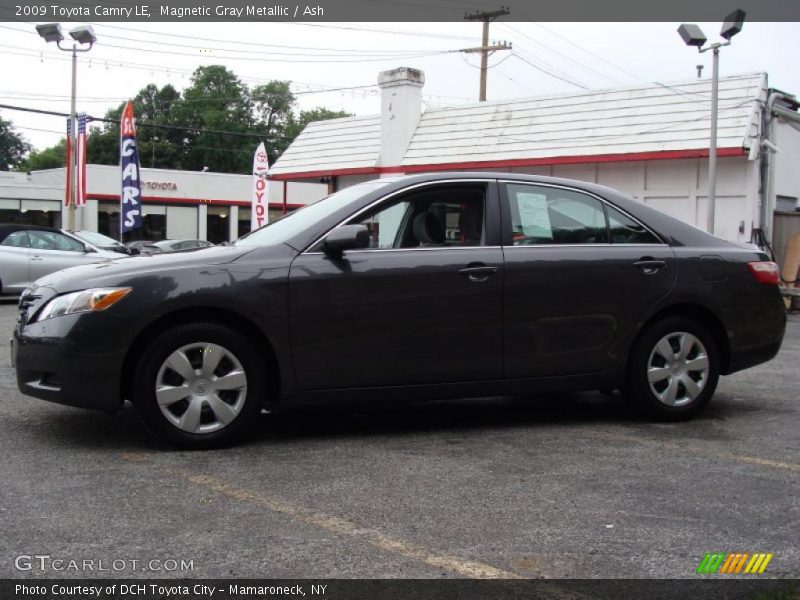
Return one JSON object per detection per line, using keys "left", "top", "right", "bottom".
{"left": 646, "top": 331, "right": 710, "bottom": 407}
{"left": 155, "top": 342, "right": 248, "bottom": 433}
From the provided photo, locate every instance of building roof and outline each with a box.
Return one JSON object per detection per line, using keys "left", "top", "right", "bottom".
{"left": 269, "top": 73, "right": 767, "bottom": 179}
{"left": 269, "top": 114, "right": 381, "bottom": 178}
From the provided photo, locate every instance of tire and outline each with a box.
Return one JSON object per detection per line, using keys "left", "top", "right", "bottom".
{"left": 132, "top": 322, "right": 267, "bottom": 448}
{"left": 626, "top": 316, "right": 720, "bottom": 420}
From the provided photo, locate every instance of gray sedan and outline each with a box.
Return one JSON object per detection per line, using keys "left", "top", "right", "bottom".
{"left": 0, "top": 224, "right": 121, "bottom": 296}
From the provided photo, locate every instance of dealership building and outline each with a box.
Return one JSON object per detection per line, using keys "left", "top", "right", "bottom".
{"left": 3, "top": 68, "right": 800, "bottom": 266}
{"left": 0, "top": 165, "right": 325, "bottom": 243}
{"left": 271, "top": 68, "right": 800, "bottom": 270}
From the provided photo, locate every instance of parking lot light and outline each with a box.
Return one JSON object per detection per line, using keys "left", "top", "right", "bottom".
{"left": 34, "top": 22, "right": 97, "bottom": 231}
{"left": 677, "top": 9, "right": 746, "bottom": 236}
{"left": 35, "top": 23, "right": 63, "bottom": 43}
{"left": 68, "top": 25, "right": 97, "bottom": 46}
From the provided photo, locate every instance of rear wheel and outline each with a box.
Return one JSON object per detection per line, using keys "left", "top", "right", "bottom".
{"left": 132, "top": 323, "right": 266, "bottom": 448}
{"left": 626, "top": 316, "right": 719, "bottom": 420}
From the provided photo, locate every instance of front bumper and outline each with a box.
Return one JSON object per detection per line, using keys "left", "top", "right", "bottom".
{"left": 13, "top": 310, "right": 128, "bottom": 412}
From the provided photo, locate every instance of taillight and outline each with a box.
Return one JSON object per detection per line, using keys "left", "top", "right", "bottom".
{"left": 747, "top": 261, "right": 781, "bottom": 285}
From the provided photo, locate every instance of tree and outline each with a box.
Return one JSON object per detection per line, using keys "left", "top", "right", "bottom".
{"left": 0, "top": 116, "right": 31, "bottom": 171}
{"left": 252, "top": 81, "right": 296, "bottom": 164}
{"left": 87, "top": 83, "right": 184, "bottom": 169}
{"left": 173, "top": 65, "right": 255, "bottom": 173}
{"left": 20, "top": 138, "right": 66, "bottom": 171}
{"left": 27, "top": 66, "right": 357, "bottom": 174}
{"left": 285, "top": 107, "right": 352, "bottom": 141}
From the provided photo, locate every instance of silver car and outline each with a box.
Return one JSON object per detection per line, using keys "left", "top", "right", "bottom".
{"left": 152, "top": 239, "right": 215, "bottom": 253}
{"left": 0, "top": 224, "right": 121, "bottom": 296}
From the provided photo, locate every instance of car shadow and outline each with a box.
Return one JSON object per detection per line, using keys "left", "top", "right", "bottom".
{"left": 20, "top": 388, "right": 763, "bottom": 453}
{"left": 23, "top": 391, "right": 634, "bottom": 452}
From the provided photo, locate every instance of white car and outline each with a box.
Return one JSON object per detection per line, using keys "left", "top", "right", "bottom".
{"left": 0, "top": 224, "right": 122, "bottom": 296}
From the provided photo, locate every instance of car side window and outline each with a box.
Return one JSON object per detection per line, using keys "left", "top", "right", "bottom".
{"left": 348, "top": 184, "right": 486, "bottom": 249}
{"left": 506, "top": 184, "right": 609, "bottom": 245}
{"left": 1, "top": 231, "right": 30, "bottom": 248}
{"left": 606, "top": 205, "right": 661, "bottom": 244}
{"left": 28, "top": 231, "right": 86, "bottom": 252}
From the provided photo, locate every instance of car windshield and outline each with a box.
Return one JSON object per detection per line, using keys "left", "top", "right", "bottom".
{"left": 74, "top": 230, "right": 124, "bottom": 247}
{"left": 234, "top": 180, "right": 392, "bottom": 247}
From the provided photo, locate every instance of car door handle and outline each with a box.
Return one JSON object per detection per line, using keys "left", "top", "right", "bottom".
{"left": 458, "top": 264, "right": 499, "bottom": 282}
{"left": 634, "top": 258, "right": 667, "bottom": 274}
{"left": 30, "top": 255, "right": 43, "bottom": 261}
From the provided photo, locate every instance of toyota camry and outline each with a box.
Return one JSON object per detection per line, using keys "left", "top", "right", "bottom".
{"left": 11, "top": 173, "right": 786, "bottom": 448}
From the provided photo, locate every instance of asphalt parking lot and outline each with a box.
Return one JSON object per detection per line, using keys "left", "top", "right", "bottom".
{"left": 0, "top": 298, "right": 798, "bottom": 580}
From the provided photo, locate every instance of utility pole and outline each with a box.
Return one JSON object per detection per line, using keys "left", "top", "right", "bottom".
{"left": 463, "top": 7, "right": 511, "bottom": 101}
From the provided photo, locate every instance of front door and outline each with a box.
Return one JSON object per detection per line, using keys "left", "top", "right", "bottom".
{"left": 27, "top": 230, "right": 95, "bottom": 282}
{"left": 288, "top": 181, "right": 504, "bottom": 390}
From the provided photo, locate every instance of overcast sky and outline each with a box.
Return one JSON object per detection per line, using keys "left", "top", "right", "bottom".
{"left": 1, "top": 20, "right": 799, "bottom": 153}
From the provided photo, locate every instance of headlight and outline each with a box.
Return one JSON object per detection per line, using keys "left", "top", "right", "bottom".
{"left": 36, "top": 287, "right": 132, "bottom": 322}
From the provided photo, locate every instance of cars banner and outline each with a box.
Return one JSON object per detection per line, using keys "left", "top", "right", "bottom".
{"left": 120, "top": 101, "right": 143, "bottom": 235}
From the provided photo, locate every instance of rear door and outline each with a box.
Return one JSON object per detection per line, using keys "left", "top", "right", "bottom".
{"left": 500, "top": 181, "right": 676, "bottom": 379}
{"left": 288, "top": 180, "right": 504, "bottom": 390}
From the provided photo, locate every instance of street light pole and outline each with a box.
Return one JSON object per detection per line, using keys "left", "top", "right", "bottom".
{"left": 68, "top": 42, "right": 78, "bottom": 231}
{"left": 36, "top": 23, "right": 96, "bottom": 231}
{"left": 678, "top": 9, "right": 745, "bottom": 237}
{"left": 707, "top": 45, "right": 720, "bottom": 234}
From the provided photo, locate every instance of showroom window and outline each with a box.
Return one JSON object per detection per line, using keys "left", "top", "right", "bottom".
{"left": 99, "top": 202, "right": 166, "bottom": 242}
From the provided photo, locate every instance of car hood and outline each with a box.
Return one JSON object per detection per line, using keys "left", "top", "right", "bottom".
{"left": 30, "top": 245, "right": 258, "bottom": 295}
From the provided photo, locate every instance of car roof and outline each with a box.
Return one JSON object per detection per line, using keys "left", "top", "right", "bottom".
{"left": 279, "top": 171, "right": 732, "bottom": 251}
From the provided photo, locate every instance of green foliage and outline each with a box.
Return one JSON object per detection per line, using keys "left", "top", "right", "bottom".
{"left": 0, "top": 116, "right": 32, "bottom": 171}
{"left": 286, "top": 107, "right": 352, "bottom": 141}
{"left": 25, "top": 65, "right": 351, "bottom": 175}
{"left": 20, "top": 138, "right": 67, "bottom": 171}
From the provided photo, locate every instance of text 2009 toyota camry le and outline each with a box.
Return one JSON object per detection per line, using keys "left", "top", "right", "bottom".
{"left": 11, "top": 173, "right": 786, "bottom": 448}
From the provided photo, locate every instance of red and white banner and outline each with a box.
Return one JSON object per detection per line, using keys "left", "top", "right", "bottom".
{"left": 75, "top": 113, "right": 88, "bottom": 206}
{"left": 64, "top": 117, "right": 72, "bottom": 206}
{"left": 251, "top": 142, "right": 269, "bottom": 231}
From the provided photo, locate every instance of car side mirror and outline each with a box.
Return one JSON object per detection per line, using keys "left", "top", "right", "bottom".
{"left": 323, "top": 224, "right": 370, "bottom": 257}
{"left": 84, "top": 244, "right": 96, "bottom": 253}
{"left": 128, "top": 247, "right": 141, "bottom": 255}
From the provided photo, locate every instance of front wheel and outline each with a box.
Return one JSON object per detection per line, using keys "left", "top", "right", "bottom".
{"left": 132, "top": 323, "right": 267, "bottom": 448}
{"left": 626, "top": 316, "right": 720, "bottom": 420}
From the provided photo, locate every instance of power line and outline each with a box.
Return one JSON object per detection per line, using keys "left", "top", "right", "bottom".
{"left": 511, "top": 53, "right": 590, "bottom": 90}
{"left": 525, "top": 21, "right": 647, "bottom": 84}
{"left": 0, "top": 103, "right": 293, "bottom": 140}
{"left": 498, "top": 23, "right": 626, "bottom": 87}
{"left": 0, "top": 27, "right": 446, "bottom": 63}
{"left": 0, "top": 43, "right": 380, "bottom": 91}
{"left": 286, "top": 22, "right": 477, "bottom": 42}
{"left": 0, "top": 84, "right": 377, "bottom": 103}
{"left": 513, "top": 47, "right": 591, "bottom": 90}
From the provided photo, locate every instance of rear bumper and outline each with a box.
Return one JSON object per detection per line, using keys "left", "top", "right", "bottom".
{"left": 13, "top": 312, "right": 127, "bottom": 412}
{"left": 724, "top": 294, "right": 787, "bottom": 375}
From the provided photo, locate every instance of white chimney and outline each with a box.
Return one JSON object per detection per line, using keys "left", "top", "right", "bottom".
{"left": 377, "top": 67, "right": 425, "bottom": 168}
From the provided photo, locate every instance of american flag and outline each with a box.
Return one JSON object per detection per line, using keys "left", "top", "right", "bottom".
{"left": 64, "top": 118, "right": 72, "bottom": 207}
{"left": 76, "top": 113, "right": 87, "bottom": 206}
